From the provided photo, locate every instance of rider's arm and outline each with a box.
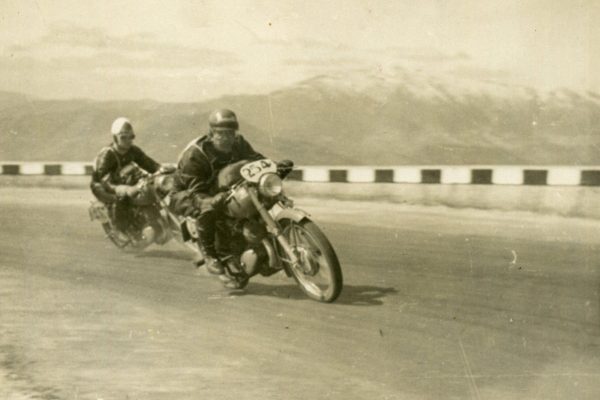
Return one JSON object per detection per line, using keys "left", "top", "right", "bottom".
{"left": 132, "top": 146, "right": 161, "bottom": 174}
{"left": 237, "top": 135, "right": 264, "bottom": 161}
{"left": 178, "top": 148, "right": 214, "bottom": 194}
{"left": 94, "top": 148, "right": 119, "bottom": 193}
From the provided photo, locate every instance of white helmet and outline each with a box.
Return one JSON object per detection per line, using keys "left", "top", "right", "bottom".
{"left": 111, "top": 117, "right": 134, "bottom": 136}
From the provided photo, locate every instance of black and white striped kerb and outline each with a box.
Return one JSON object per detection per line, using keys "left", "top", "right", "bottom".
{"left": 1, "top": 162, "right": 600, "bottom": 186}
{"left": 1, "top": 163, "right": 94, "bottom": 176}
{"left": 289, "top": 166, "right": 600, "bottom": 186}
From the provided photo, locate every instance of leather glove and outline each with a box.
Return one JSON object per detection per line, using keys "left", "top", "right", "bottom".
{"left": 114, "top": 185, "right": 139, "bottom": 199}
{"left": 277, "top": 159, "right": 294, "bottom": 178}
{"left": 126, "top": 186, "right": 141, "bottom": 198}
{"left": 187, "top": 207, "right": 202, "bottom": 219}
{"left": 210, "top": 192, "right": 229, "bottom": 209}
{"left": 158, "top": 164, "right": 176, "bottom": 174}
{"left": 114, "top": 185, "right": 130, "bottom": 198}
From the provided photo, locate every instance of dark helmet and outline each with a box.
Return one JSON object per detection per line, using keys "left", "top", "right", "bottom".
{"left": 208, "top": 109, "right": 239, "bottom": 130}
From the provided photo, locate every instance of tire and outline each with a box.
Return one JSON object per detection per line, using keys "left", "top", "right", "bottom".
{"left": 279, "top": 219, "right": 343, "bottom": 303}
{"left": 223, "top": 258, "right": 250, "bottom": 290}
{"left": 101, "top": 222, "right": 130, "bottom": 249}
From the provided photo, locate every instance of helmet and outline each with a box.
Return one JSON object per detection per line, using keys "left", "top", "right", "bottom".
{"left": 208, "top": 109, "right": 239, "bottom": 130}
{"left": 111, "top": 117, "right": 134, "bottom": 136}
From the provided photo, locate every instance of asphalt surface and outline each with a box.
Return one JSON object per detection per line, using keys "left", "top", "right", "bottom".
{"left": 0, "top": 188, "right": 599, "bottom": 400}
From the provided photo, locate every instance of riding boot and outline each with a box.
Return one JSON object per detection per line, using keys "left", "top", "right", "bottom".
{"left": 196, "top": 210, "right": 224, "bottom": 275}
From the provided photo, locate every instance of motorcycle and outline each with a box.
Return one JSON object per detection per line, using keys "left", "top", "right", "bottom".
{"left": 88, "top": 163, "right": 177, "bottom": 251}
{"left": 89, "top": 159, "right": 343, "bottom": 303}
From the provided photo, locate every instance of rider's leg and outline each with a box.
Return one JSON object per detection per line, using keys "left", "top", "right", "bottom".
{"left": 113, "top": 197, "right": 132, "bottom": 233}
{"left": 194, "top": 202, "right": 245, "bottom": 288}
{"left": 196, "top": 209, "right": 222, "bottom": 269}
{"left": 181, "top": 192, "right": 224, "bottom": 275}
{"left": 170, "top": 190, "right": 243, "bottom": 288}
{"left": 92, "top": 181, "right": 133, "bottom": 234}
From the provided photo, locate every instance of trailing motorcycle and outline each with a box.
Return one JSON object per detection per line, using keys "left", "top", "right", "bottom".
{"left": 88, "top": 163, "right": 176, "bottom": 251}
{"left": 89, "top": 159, "right": 343, "bottom": 303}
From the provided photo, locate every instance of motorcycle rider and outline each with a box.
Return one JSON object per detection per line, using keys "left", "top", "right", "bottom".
{"left": 90, "top": 117, "right": 162, "bottom": 237}
{"left": 171, "top": 109, "right": 293, "bottom": 289}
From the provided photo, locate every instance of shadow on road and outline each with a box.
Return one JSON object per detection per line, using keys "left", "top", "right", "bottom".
{"left": 242, "top": 282, "right": 397, "bottom": 306}
{"left": 335, "top": 285, "right": 398, "bottom": 306}
{"left": 336, "top": 285, "right": 398, "bottom": 306}
{"left": 134, "top": 249, "right": 191, "bottom": 261}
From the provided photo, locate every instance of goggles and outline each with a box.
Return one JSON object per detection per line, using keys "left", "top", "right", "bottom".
{"left": 116, "top": 133, "right": 136, "bottom": 140}
{"left": 211, "top": 128, "right": 236, "bottom": 137}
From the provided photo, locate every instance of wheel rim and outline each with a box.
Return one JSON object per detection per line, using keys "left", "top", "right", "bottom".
{"left": 284, "top": 223, "right": 335, "bottom": 299}
{"left": 102, "top": 223, "right": 130, "bottom": 248}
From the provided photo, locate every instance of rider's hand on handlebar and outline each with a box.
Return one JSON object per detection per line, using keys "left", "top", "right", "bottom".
{"left": 114, "top": 185, "right": 129, "bottom": 198}
{"left": 277, "top": 159, "right": 294, "bottom": 178}
{"left": 126, "top": 186, "right": 140, "bottom": 198}
{"left": 114, "top": 185, "right": 140, "bottom": 199}
{"left": 158, "top": 164, "right": 176, "bottom": 174}
{"left": 210, "top": 192, "right": 229, "bottom": 209}
{"left": 188, "top": 208, "right": 202, "bottom": 218}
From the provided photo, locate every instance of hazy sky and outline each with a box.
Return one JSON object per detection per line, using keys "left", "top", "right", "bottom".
{"left": 1, "top": 0, "right": 598, "bottom": 101}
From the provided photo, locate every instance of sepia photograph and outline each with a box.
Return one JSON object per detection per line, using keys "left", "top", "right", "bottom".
{"left": 0, "top": 1, "right": 599, "bottom": 399}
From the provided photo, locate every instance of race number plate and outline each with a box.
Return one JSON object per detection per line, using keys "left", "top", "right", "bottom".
{"left": 240, "top": 159, "right": 277, "bottom": 183}
{"left": 88, "top": 201, "right": 110, "bottom": 223}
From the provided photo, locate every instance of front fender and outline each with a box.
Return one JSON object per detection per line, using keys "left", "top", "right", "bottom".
{"left": 273, "top": 207, "right": 311, "bottom": 224}
{"left": 269, "top": 206, "right": 310, "bottom": 278}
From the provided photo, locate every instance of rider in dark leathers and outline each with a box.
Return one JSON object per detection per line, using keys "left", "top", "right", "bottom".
{"left": 170, "top": 109, "right": 268, "bottom": 288}
{"left": 90, "top": 117, "right": 161, "bottom": 235}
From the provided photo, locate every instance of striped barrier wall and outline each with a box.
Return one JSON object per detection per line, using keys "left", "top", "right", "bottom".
{"left": 0, "top": 162, "right": 94, "bottom": 176}
{"left": 2, "top": 162, "right": 600, "bottom": 186}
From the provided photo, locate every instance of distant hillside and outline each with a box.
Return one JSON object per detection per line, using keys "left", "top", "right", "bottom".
{"left": 2, "top": 67, "right": 600, "bottom": 165}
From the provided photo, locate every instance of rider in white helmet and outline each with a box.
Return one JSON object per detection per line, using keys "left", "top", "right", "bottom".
{"left": 90, "top": 117, "right": 162, "bottom": 234}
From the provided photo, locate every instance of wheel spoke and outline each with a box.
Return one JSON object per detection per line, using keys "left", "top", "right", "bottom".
{"left": 287, "top": 226, "right": 329, "bottom": 285}
{"left": 280, "top": 219, "right": 342, "bottom": 302}
{"left": 302, "top": 280, "right": 322, "bottom": 298}
{"left": 291, "top": 223, "right": 301, "bottom": 248}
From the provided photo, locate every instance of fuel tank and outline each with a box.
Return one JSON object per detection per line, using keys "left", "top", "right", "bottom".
{"left": 225, "top": 186, "right": 258, "bottom": 219}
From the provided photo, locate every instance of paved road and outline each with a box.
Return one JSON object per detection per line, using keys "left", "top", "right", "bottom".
{"left": 0, "top": 188, "right": 599, "bottom": 400}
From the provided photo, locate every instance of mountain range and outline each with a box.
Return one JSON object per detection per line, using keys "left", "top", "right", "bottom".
{"left": 2, "top": 66, "right": 600, "bottom": 165}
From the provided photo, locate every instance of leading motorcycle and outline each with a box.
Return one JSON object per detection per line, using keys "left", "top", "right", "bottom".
{"left": 89, "top": 159, "right": 343, "bottom": 303}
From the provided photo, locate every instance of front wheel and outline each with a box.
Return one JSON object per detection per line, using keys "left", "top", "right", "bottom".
{"left": 279, "top": 219, "right": 343, "bottom": 303}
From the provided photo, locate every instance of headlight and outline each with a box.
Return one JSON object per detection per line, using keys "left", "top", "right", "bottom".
{"left": 258, "top": 173, "right": 283, "bottom": 197}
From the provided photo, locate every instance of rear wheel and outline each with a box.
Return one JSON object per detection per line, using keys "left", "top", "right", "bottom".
{"left": 223, "top": 258, "right": 250, "bottom": 289}
{"left": 279, "top": 219, "right": 343, "bottom": 303}
{"left": 101, "top": 222, "right": 130, "bottom": 249}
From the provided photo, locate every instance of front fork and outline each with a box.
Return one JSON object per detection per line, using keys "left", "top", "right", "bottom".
{"left": 246, "top": 187, "right": 300, "bottom": 270}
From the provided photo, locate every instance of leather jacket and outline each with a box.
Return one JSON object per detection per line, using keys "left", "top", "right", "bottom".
{"left": 173, "top": 134, "right": 264, "bottom": 196}
{"left": 91, "top": 143, "right": 160, "bottom": 193}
